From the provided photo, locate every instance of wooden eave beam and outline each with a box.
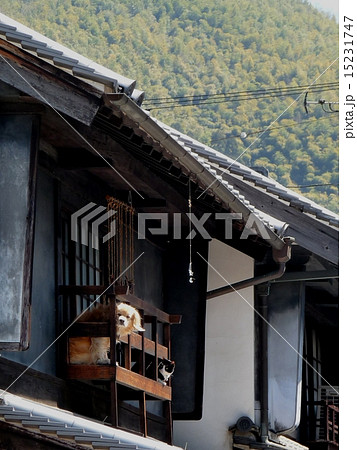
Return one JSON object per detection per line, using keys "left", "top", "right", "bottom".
{"left": 57, "top": 147, "right": 110, "bottom": 169}
{"left": 72, "top": 122, "right": 192, "bottom": 214}
{"left": 0, "top": 38, "right": 102, "bottom": 125}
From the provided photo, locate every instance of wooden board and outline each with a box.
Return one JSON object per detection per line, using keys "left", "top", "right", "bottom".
{"left": 0, "top": 39, "right": 101, "bottom": 125}
{"left": 120, "top": 333, "right": 168, "bottom": 360}
{"left": 68, "top": 324, "right": 169, "bottom": 359}
{"left": 66, "top": 365, "right": 115, "bottom": 380}
{"left": 115, "top": 293, "right": 181, "bottom": 324}
{"left": 115, "top": 366, "right": 171, "bottom": 401}
{"left": 66, "top": 365, "right": 171, "bottom": 401}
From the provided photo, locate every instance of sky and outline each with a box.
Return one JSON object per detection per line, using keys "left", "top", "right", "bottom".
{"left": 308, "top": 0, "right": 339, "bottom": 20}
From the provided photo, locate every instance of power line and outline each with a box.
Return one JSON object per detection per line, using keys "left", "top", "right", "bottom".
{"left": 146, "top": 87, "right": 339, "bottom": 110}
{"left": 146, "top": 82, "right": 338, "bottom": 103}
{"left": 286, "top": 183, "right": 338, "bottom": 189}
{"left": 210, "top": 115, "right": 337, "bottom": 143}
{"left": 144, "top": 82, "right": 339, "bottom": 110}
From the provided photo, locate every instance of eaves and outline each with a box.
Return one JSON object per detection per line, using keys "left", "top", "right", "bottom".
{"left": 0, "top": 13, "right": 144, "bottom": 104}
{"left": 147, "top": 117, "right": 339, "bottom": 265}
{"left": 104, "top": 93, "right": 288, "bottom": 251}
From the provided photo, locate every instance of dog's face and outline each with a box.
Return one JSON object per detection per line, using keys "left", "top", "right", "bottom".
{"left": 116, "top": 302, "right": 145, "bottom": 338}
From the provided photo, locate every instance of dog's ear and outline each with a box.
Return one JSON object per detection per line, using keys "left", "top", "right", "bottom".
{"left": 132, "top": 309, "right": 145, "bottom": 332}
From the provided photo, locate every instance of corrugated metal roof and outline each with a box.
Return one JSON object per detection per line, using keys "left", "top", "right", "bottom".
{"left": 0, "top": 390, "right": 183, "bottom": 450}
{"left": 0, "top": 13, "right": 144, "bottom": 105}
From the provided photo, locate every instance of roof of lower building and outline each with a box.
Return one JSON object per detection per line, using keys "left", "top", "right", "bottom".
{"left": 0, "top": 390, "right": 183, "bottom": 450}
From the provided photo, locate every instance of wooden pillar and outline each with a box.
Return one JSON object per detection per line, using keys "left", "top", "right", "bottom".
{"left": 139, "top": 391, "right": 148, "bottom": 437}
{"left": 165, "top": 400, "right": 173, "bottom": 444}
{"left": 110, "top": 380, "right": 119, "bottom": 428}
{"left": 109, "top": 292, "right": 118, "bottom": 427}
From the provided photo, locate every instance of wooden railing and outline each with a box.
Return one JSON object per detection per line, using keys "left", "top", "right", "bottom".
{"left": 324, "top": 403, "right": 339, "bottom": 446}
{"left": 307, "top": 400, "right": 339, "bottom": 447}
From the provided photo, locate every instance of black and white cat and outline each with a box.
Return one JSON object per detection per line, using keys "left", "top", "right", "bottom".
{"left": 158, "top": 359, "right": 175, "bottom": 385}
{"left": 129, "top": 357, "right": 176, "bottom": 384}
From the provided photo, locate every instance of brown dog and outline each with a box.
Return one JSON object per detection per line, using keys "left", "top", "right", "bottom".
{"left": 69, "top": 301, "right": 145, "bottom": 365}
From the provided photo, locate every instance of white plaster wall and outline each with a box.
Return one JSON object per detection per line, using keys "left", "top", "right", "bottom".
{"left": 173, "top": 239, "right": 255, "bottom": 450}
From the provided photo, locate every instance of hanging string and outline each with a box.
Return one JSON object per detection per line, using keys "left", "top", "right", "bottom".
{"left": 188, "top": 179, "right": 195, "bottom": 284}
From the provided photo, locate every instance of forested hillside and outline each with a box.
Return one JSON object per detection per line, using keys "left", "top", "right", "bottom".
{"left": 0, "top": 0, "right": 339, "bottom": 212}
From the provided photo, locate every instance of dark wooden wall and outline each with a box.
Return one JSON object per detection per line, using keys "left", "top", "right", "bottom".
{"left": 1, "top": 169, "right": 57, "bottom": 375}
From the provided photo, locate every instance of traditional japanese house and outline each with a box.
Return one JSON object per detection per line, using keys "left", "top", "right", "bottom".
{"left": 0, "top": 13, "right": 338, "bottom": 450}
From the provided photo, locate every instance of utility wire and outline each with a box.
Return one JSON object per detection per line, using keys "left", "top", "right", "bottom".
{"left": 144, "top": 82, "right": 339, "bottom": 110}
{"left": 145, "top": 88, "right": 339, "bottom": 109}
{"left": 146, "top": 82, "right": 338, "bottom": 102}
{"left": 210, "top": 115, "right": 337, "bottom": 143}
{"left": 287, "top": 183, "right": 338, "bottom": 189}
{"left": 146, "top": 87, "right": 339, "bottom": 109}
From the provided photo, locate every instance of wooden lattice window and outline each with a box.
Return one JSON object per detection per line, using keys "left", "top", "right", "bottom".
{"left": 58, "top": 211, "right": 104, "bottom": 324}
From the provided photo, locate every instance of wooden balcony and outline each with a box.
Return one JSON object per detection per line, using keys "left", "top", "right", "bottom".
{"left": 58, "top": 285, "right": 181, "bottom": 444}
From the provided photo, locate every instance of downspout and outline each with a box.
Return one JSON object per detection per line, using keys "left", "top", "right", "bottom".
{"left": 257, "top": 282, "right": 270, "bottom": 443}
{"left": 256, "top": 240, "right": 293, "bottom": 446}
{"left": 208, "top": 237, "right": 294, "bottom": 449}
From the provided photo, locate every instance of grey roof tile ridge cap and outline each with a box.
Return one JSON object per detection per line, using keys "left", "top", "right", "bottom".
{"left": 225, "top": 168, "right": 339, "bottom": 220}
{"left": 0, "top": 12, "right": 136, "bottom": 90}
{"left": 150, "top": 117, "right": 338, "bottom": 221}
{"left": 252, "top": 208, "right": 289, "bottom": 236}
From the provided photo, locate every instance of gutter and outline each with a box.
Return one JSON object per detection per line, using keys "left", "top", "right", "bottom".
{"left": 207, "top": 262, "right": 286, "bottom": 300}
{"left": 103, "top": 93, "right": 287, "bottom": 251}
{"left": 207, "top": 239, "right": 293, "bottom": 446}
{"left": 207, "top": 238, "right": 293, "bottom": 300}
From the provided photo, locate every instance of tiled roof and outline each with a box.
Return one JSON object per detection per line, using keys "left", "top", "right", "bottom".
{"left": 0, "top": 13, "right": 144, "bottom": 105}
{"left": 278, "top": 436, "right": 308, "bottom": 450}
{"left": 0, "top": 391, "right": 183, "bottom": 450}
{"left": 0, "top": 12, "right": 338, "bottom": 255}
{"left": 154, "top": 119, "right": 339, "bottom": 229}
